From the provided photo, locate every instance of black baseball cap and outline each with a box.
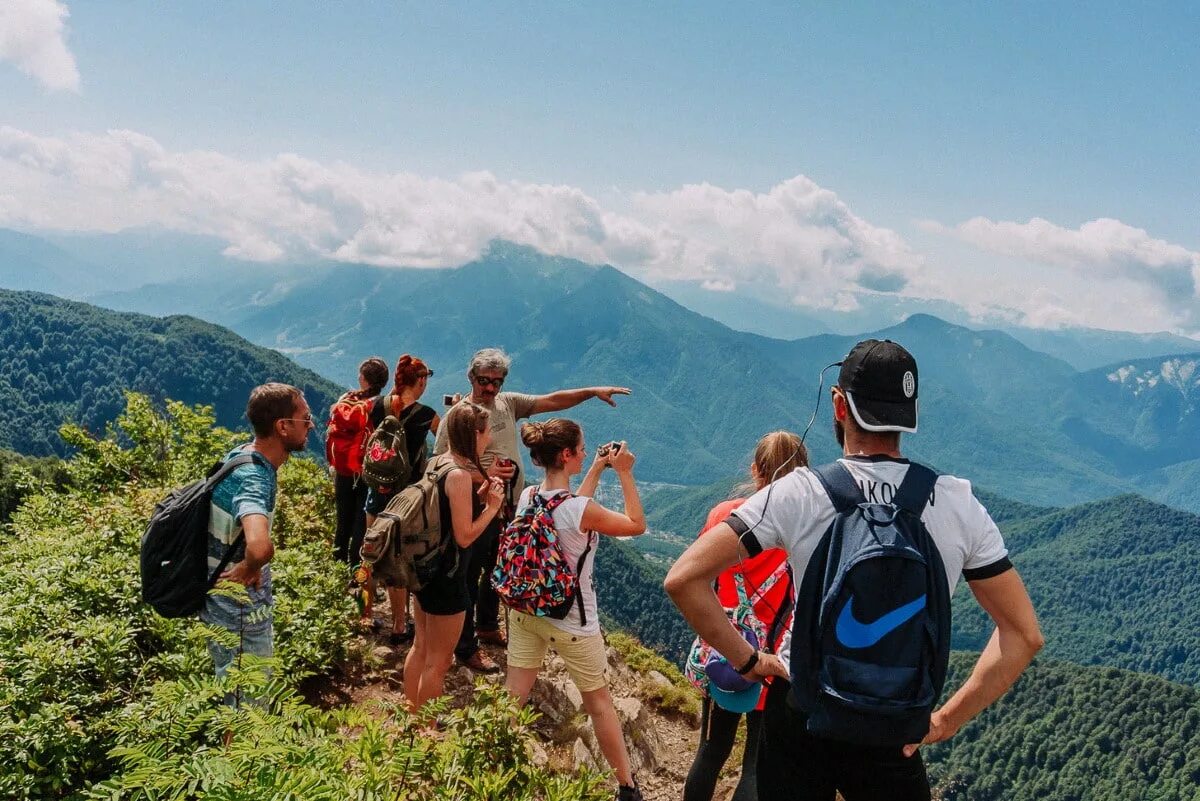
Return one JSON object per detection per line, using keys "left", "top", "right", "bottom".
{"left": 837, "top": 339, "right": 919, "bottom": 433}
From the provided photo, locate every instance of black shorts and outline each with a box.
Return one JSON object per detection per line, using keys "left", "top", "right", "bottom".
{"left": 415, "top": 563, "right": 468, "bottom": 616}
{"left": 758, "top": 679, "right": 931, "bottom": 801}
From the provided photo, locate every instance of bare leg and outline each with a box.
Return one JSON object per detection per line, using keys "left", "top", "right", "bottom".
{"left": 388, "top": 587, "right": 409, "bottom": 633}
{"left": 414, "top": 610, "right": 466, "bottom": 711}
{"left": 403, "top": 602, "right": 428, "bottom": 712}
{"left": 581, "top": 685, "right": 634, "bottom": 787}
{"left": 505, "top": 665, "right": 540, "bottom": 705}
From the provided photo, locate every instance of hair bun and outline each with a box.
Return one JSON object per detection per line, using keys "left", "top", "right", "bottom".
{"left": 521, "top": 421, "right": 546, "bottom": 447}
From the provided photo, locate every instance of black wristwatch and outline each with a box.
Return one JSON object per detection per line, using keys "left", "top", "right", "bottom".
{"left": 734, "top": 650, "right": 760, "bottom": 676}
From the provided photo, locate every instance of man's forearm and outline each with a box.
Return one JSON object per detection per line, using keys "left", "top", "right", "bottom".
{"left": 535, "top": 387, "right": 597, "bottom": 413}
{"left": 938, "top": 626, "right": 1040, "bottom": 729}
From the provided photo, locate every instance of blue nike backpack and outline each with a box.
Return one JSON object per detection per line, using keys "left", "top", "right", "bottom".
{"left": 789, "top": 461, "right": 950, "bottom": 747}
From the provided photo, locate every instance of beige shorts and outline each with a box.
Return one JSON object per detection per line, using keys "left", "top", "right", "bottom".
{"left": 507, "top": 610, "right": 608, "bottom": 692}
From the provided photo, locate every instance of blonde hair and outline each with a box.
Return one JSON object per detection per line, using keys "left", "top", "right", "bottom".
{"left": 738, "top": 430, "right": 807, "bottom": 495}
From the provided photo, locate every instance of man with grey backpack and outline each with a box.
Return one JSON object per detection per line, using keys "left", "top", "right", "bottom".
{"left": 666, "top": 340, "right": 1044, "bottom": 801}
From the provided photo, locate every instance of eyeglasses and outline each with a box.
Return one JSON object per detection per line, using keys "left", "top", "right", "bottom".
{"left": 283, "top": 416, "right": 315, "bottom": 428}
{"left": 420, "top": 371, "right": 434, "bottom": 378}
{"left": 473, "top": 375, "right": 505, "bottom": 388}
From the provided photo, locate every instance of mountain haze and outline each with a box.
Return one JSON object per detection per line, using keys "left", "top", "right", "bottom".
{"left": 2, "top": 232, "right": 1194, "bottom": 509}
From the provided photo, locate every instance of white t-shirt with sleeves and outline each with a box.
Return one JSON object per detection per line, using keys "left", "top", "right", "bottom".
{"left": 728, "top": 455, "right": 1012, "bottom": 672}
{"left": 516, "top": 485, "right": 599, "bottom": 637}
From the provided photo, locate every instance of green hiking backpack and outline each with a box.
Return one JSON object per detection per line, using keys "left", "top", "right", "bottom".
{"left": 361, "top": 397, "right": 424, "bottom": 490}
{"left": 359, "top": 455, "right": 458, "bottom": 590}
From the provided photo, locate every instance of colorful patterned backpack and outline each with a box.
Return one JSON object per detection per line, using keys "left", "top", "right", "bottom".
{"left": 492, "top": 490, "right": 595, "bottom": 625}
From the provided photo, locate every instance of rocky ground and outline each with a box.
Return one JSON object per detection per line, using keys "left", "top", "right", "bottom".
{"left": 301, "top": 598, "right": 751, "bottom": 801}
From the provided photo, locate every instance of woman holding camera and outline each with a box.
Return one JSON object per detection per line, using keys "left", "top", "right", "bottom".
{"left": 503, "top": 420, "right": 647, "bottom": 801}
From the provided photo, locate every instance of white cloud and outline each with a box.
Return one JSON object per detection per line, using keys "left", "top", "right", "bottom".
{"left": 0, "top": 126, "right": 916, "bottom": 309}
{"left": 2, "top": 124, "right": 1193, "bottom": 335}
{"left": 0, "top": 0, "right": 80, "bottom": 92}
{"left": 921, "top": 216, "right": 1200, "bottom": 333}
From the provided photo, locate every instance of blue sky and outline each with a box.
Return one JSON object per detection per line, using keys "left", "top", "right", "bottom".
{"left": 2, "top": 1, "right": 1198, "bottom": 334}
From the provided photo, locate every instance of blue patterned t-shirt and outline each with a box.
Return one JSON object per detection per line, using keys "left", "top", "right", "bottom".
{"left": 199, "top": 446, "right": 278, "bottom": 631}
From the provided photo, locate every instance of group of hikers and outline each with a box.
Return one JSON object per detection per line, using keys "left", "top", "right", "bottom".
{"left": 188, "top": 342, "right": 1043, "bottom": 801}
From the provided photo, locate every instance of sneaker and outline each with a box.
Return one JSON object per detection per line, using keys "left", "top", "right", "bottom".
{"left": 477, "top": 628, "right": 507, "bottom": 647}
{"left": 615, "top": 782, "right": 644, "bottom": 801}
{"left": 458, "top": 650, "right": 500, "bottom": 673}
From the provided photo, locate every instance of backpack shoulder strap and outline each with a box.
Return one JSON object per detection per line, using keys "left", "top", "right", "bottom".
{"left": 892, "top": 462, "right": 938, "bottom": 517}
{"left": 540, "top": 490, "right": 573, "bottom": 513}
{"left": 204, "top": 453, "right": 257, "bottom": 491}
{"left": 812, "top": 461, "right": 866, "bottom": 513}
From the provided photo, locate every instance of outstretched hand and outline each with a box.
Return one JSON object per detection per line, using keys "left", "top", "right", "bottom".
{"left": 594, "top": 387, "right": 632, "bottom": 407}
{"left": 902, "top": 709, "right": 958, "bottom": 757}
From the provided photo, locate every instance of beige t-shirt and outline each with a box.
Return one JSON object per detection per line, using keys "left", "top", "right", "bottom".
{"left": 432, "top": 391, "right": 538, "bottom": 480}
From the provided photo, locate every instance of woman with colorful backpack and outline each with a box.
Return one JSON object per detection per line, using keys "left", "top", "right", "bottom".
{"left": 498, "top": 419, "right": 647, "bottom": 801}
{"left": 682, "top": 430, "right": 806, "bottom": 801}
{"left": 403, "top": 402, "right": 506, "bottom": 713}
{"left": 364, "top": 354, "right": 440, "bottom": 645}
{"left": 326, "top": 356, "right": 390, "bottom": 566}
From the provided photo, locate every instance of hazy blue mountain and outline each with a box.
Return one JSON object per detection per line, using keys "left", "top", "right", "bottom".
{"left": 22, "top": 237, "right": 1193, "bottom": 509}
{"left": 1004, "top": 325, "right": 1200, "bottom": 371}
{"left": 0, "top": 290, "right": 340, "bottom": 456}
{"left": 1059, "top": 354, "right": 1200, "bottom": 475}
{"left": 0, "top": 229, "right": 97, "bottom": 296}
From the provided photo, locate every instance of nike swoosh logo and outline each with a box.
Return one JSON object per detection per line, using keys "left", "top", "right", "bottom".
{"left": 835, "top": 594, "right": 926, "bottom": 649}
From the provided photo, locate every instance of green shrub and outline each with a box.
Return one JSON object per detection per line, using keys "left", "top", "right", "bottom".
{"left": 87, "top": 677, "right": 608, "bottom": 801}
{"left": 0, "top": 394, "right": 350, "bottom": 799}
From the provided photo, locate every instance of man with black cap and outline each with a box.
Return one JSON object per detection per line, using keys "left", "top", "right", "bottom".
{"left": 666, "top": 339, "right": 1043, "bottom": 801}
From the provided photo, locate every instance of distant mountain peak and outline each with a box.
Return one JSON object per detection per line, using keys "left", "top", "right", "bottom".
{"left": 1107, "top": 356, "right": 1200, "bottom": 398}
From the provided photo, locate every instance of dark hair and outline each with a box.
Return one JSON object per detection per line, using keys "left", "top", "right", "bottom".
{"left": 394, "top": 354, "right": 431, "bottom": 389}
{"left": 246, "top": 383, "right": 303, "bottom": 438}
{"left": 520, "top": 419, "right": 582, "bottom": 470}
{"left": 357, "top": 357, "right": 389, "bottom": 398}
{"left": 447, "top": 402, "right": 489, "bottom": 478}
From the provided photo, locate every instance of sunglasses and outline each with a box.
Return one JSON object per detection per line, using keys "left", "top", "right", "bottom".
{"left": 283, "top": 415, "right": 315, "bottom": 428}
{"left": 473, "top": 375, "right": 505, "bottom": 388}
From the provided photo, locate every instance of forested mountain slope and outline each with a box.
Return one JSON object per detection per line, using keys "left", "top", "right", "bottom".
{"left": 953, "top": 494, "right": 1200, "bottom": 685}
{"left": 928, "top": 655, "right": 1200, "bottom": 801}
{"left": 0, "top": 290, "right": 341, "bottom": 455}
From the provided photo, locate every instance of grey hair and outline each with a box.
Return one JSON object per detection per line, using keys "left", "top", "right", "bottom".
{"left": 468, "top": 347, "right": 512, "bottom": 376}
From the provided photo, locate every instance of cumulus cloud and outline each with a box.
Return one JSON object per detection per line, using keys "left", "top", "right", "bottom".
{"left": 631, "top": 177, "right": 921, "bottom": 308}
{"left": 0, "top": 0, "right": 80, "bottom": 91}
{"left": 922, "top": 216, "right": 1200, "bottom": 333}
{"left": 0, "top": 126, "right": 916, "bottom": 309}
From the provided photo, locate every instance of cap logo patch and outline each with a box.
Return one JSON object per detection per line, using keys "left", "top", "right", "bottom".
{"left": 902, "top": 371, "right": 916, "bottom": 398}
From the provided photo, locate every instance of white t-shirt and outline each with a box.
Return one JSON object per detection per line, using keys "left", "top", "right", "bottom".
{"left": 516, "top": 485, "right": 599, "bottom": 637}
{"left": 729, "top": 455, "right": 1012, "bottom": 672}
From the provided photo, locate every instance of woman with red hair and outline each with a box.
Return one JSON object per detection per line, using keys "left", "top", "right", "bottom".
{"left": 364, "top": 354, "right": 440, "bottom": 644}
